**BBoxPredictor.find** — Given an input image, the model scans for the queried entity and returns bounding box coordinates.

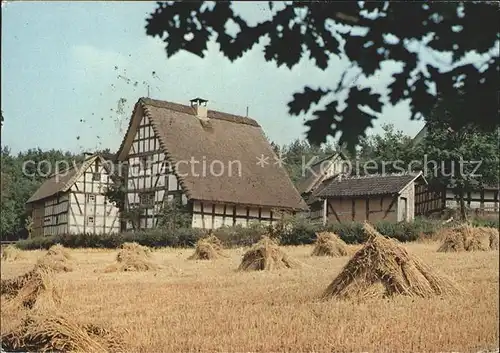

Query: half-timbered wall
[325,195,399,224]
[191,201,278,229]
[415,183,445,216]
[125,114,188,230]
[31,202,45,237]
[67,159,120,234]
[445,189,499,212]
[42,194,69,236]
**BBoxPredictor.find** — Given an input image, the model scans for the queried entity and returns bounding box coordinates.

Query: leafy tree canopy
[356,123,417,174]
[145,1,499,152]
[421,95,499,189]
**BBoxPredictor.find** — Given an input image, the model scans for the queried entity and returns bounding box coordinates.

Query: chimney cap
[190,97,208,105]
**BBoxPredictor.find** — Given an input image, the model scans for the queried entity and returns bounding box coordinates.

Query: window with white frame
[87,216,94,224]
[92,172,101,181]
[87,194,96,202]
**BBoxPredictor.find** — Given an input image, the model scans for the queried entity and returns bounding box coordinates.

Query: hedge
[15,228,207,250]
[471,218,499,229]
[13,216,463,250]
[270,216,447,245]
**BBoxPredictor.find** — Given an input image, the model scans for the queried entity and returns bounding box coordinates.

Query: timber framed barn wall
[25,154,120,236]
[30,202,45,237]
[191,201,276,229]
[123,112,188,229]
[323,194,400,223]
[116,97,307,231]
[444,187,500,213]
[316,173,433,224]
[42,193,69,236]
[414,182,445,216]
[67,156,120,234]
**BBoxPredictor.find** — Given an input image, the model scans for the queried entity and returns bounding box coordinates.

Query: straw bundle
[437,225,493,252]
[311,232,348,257]
[1,269,36,297]
[188,235,227,260]
[238,237,300,271]
[118,242,152,257]
[488,229,499,250]
[104,242,158,272]
[1,267,60,312]
[36,244,74,272]
[1,262,126,352]
[1,245,24,261]
[1,313,126,353]
[322,223,459,300]
[474,226,500,250]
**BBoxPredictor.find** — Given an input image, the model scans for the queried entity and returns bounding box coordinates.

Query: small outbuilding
[315,172,434,224]
[25,153,120,236]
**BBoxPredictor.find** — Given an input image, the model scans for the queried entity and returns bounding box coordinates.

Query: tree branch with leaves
[145,2,499,152]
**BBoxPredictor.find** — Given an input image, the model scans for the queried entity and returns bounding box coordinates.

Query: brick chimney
[190,97,208,120]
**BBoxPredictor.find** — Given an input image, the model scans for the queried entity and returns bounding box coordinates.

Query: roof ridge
[317,171,421,198]
[345,172,417,180]
[140,97,260,127]
[44,154,99,179]
[44,160,80,179]
[60,156,97,192]
[311,153,339,167]
[333,172,420,182]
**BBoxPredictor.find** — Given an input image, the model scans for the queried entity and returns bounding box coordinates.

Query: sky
[1,1,425,155]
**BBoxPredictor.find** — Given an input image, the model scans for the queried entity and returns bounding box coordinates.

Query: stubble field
[1,241,498,352]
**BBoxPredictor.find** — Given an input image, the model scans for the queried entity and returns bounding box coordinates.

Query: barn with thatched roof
[115,97,307,230]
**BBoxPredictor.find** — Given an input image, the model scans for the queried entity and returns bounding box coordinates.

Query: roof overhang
[25,154,111,205]
[319,192,397,199]
[399,171,427,194]
[116,100,145,161]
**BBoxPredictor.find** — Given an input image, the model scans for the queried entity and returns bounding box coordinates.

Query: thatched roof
[317,172,425,198]
[25,154,112,204]
[116,98,307,211]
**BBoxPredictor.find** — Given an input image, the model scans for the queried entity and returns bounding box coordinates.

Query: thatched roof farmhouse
[115,97,307,230]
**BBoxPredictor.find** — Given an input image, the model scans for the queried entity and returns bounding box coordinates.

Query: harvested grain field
[1,242,498,352]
